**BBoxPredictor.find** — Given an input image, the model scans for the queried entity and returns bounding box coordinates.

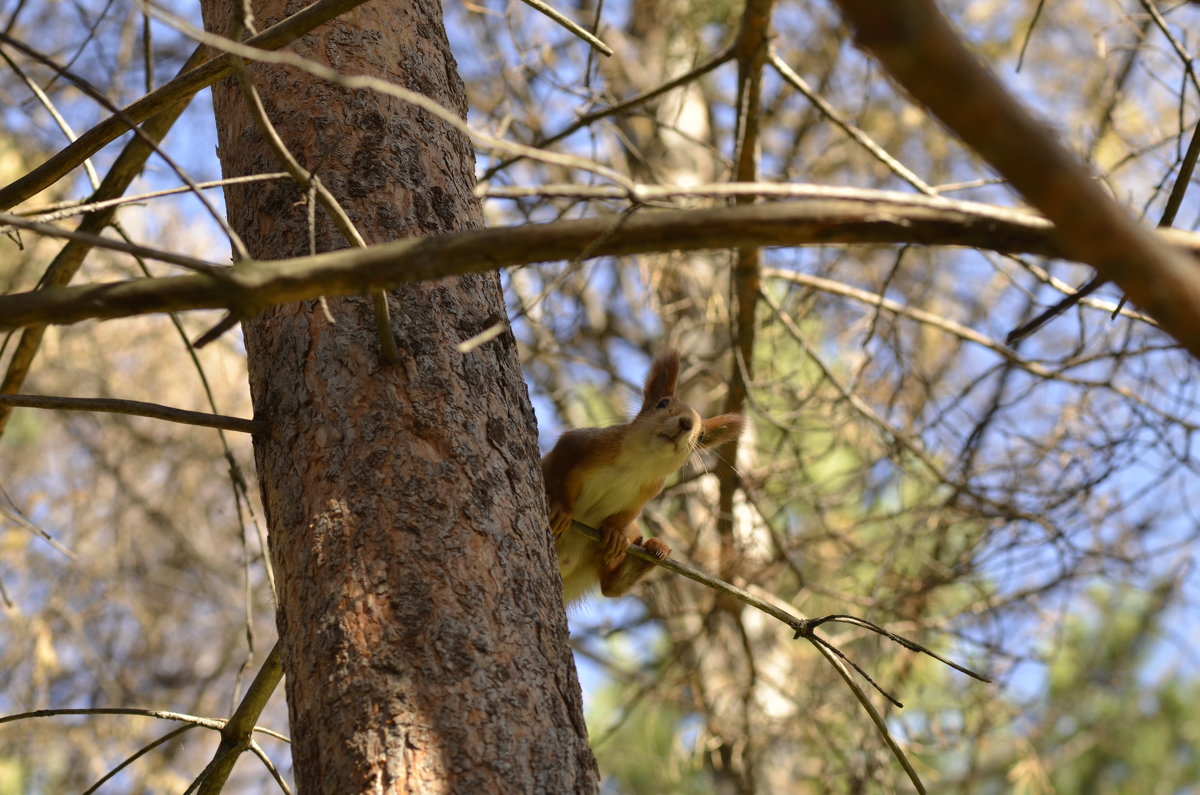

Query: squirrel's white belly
[573,439,686,526]
[573,464,644,527]
[557,461,641,594]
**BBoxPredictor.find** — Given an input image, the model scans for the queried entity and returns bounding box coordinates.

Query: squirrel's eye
[656,397,670,409]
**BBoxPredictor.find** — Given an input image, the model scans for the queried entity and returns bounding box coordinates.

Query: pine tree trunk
[200,1,599,790]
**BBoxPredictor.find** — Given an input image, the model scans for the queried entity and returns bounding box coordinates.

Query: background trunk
[200,0,599,790]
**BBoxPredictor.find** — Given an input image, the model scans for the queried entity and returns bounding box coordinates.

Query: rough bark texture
[199,0,599,791]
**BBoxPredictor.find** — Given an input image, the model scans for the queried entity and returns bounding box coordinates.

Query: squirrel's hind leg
[598,537,670,597]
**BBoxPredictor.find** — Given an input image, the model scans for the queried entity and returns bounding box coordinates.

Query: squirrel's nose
[678,415,694,432]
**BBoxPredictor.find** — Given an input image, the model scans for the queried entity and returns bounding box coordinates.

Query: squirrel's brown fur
[542,351,743,604]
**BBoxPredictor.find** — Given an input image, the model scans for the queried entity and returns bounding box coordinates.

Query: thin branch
[1088,14,1151,157]
[0,37,214,434]
[14,173,289,225]
[247,739,292,795]
[0,394,263,434]
[757,286,1060,537]
[760,267,1194,431]
[0,0,373,210]
[566,522,990,683]
[83,724,198,795]
[0,211,228,274]
[0,43,101,189]
[0,706,290,743]
[0,707,227,730]
[769,49,935,195]
[1137,0,1200,98]
[566,520,990,795]
[802,614,991,682]
[1015,0,1047,72]
[760,267,1123,369]
[1160,118,1200,230]
[146,8,634,190]
[112,220,273,673]
[195,644,285,795]
[758,287,957,493]
[0,485,76,560]
[1010,7,1200,342]
[805,638,927,794]
[479,45,735,181]
[1005,273,1105,345]
[0,32,248,261]
[516,0,613,57]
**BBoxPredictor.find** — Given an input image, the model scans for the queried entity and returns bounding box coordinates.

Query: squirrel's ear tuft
[641,350,681,411]
[698,413,744,449]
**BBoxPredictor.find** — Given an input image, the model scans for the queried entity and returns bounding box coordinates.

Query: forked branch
[566,521,990,795]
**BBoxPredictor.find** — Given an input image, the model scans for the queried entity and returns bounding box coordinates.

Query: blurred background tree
[2,0,1199,791]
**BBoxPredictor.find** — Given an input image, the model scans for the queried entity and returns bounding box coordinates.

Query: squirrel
[542,351,744,604]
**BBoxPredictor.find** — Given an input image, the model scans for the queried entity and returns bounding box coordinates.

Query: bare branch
[0,0,374,210]
[144,9,633,189]
[195,645,284,795]
[566,521,989,681]
[0,394,262,434]
[0,211,226,274]
[14,173,289,225]
[83,725,198,795]
[515,0,613,57]
[769,49,935,195]
[479,45,735,181]
[567,520,990,795]
[3,192,1198,333]
[833,0,1200,358]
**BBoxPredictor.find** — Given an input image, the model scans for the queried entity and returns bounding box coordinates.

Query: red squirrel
[542,351,744,604]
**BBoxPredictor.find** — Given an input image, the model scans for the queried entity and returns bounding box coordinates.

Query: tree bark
[199,0,599,791]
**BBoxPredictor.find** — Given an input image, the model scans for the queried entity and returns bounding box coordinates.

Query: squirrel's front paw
[601,528,628,561]
[634,536,671,560]
[549,506,573,539]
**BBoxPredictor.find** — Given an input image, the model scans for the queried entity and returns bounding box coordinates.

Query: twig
[1005,273,1104,345]
[0,43,101,189]
[0,394,263,434]
[480,45,735,181]
[0,32,249,262]
[806,639,927,794]
[1,654,290,795]
[145,8,635,192]
[516,0,612,57]
[566,521,991,686]
[0,38,215,435]
[0,211,227,275]
[14,173,289,224]
[1015,0,1047,72]
[1009,115,1200,342]
[769,49,935,195]
[83,725,198,795]
[0,484,76,560]
[833,0,1200,360]
[566,520,989,795]
[0,0,374,210]
[194,644,285,795]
